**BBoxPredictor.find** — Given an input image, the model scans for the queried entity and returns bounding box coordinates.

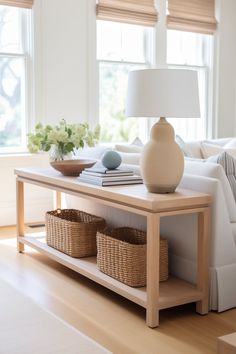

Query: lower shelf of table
[18,235,203,310]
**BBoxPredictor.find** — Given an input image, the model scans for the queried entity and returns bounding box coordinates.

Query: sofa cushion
[190,138,234,159]
[184,141,203,158]
[224,138,236,149]
[131,137,144,146]
[201,142,236,159]
[118,152,141,165]
[175,135,203,158]
[115,144,142,153]
[184,157,205,162]
[115,137,144,153]
[175,135,194,157]
[204,138,233,146]
[201,143,222,158]
[74,145,110,159]
[208,152,236,202]
[184,160,236,222]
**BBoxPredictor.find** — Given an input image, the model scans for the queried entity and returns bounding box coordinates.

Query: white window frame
[94,0,214,142]
[0,7,33,154]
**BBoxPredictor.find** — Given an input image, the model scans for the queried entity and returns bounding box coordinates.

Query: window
[0,5,31,153]
[96,2,214,143]
[97,20,153,143]
[166,30,213,141]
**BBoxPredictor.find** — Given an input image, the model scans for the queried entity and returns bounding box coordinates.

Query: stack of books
[78,165,143,186]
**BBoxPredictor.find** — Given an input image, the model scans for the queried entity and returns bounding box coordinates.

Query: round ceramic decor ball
[102,150,122,169]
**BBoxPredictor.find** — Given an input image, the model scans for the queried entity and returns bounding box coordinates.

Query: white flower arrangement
[28,119,100,160]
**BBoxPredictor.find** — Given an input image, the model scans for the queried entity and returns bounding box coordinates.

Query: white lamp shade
[125,68,200,118]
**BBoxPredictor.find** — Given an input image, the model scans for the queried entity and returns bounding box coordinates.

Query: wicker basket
[46,209,106,257]
[97,227,168,287]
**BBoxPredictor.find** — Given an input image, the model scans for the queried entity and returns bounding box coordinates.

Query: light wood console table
[15,167,211,328]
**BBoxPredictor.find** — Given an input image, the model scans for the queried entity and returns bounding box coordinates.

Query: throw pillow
[115,144,143,153]
[224,148,236,159]
[207,152,236,201]
[175,135,193,157]
[118,152,141,165]
[184,157,206,162]
[224,138,236,149]
[201,142,236,159]
[200,142,223,158]
[131,137,144,146]
[74,146,111,159]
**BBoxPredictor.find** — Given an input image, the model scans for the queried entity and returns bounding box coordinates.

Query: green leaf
[65,142,74,152]
[44,143,51,152]
[67,128,72,137]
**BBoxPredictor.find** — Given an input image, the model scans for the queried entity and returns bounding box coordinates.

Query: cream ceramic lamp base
[141,118,184,193]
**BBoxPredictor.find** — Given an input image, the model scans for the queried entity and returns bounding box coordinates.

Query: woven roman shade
[96,0,158,27]
[167,0,217,35]
[0,0,33,8]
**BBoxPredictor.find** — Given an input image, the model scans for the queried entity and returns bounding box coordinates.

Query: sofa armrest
[184,161,236,222]
[179,174,236,267]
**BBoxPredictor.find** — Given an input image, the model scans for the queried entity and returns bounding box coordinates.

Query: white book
[78,177,143,186]
[79,172,141,182]
[84,164,134,175]
[81,170,134,178]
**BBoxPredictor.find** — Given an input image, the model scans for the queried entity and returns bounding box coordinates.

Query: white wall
[34,0,93,126]
[214,0,236,137]
[0,154,53,226]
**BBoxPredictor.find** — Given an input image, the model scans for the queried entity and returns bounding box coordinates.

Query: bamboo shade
[167,0,217,35]
[0,0,33,8]
[96,0,158,27]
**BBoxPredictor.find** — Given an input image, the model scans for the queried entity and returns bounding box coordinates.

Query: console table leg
[146,214,160,328]
[196,208,210,314]
[16,179,25,253]
[54,191,62,209]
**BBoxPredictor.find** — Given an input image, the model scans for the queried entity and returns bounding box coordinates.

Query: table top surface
[15,167,211,213]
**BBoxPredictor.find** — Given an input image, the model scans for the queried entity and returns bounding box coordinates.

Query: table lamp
[125,68,200,193]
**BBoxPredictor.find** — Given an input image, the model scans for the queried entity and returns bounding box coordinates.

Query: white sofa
[67,138,236,312]
[178,138,236,311]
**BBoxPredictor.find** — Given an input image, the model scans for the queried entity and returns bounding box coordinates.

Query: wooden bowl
[50,159,96,176]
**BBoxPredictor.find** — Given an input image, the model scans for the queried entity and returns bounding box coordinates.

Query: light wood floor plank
[0,225,236,354]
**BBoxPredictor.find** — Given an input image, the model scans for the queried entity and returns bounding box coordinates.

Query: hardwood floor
[1,225,236,354]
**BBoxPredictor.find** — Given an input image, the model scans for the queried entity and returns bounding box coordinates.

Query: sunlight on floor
[0,237,17,247]
[0,227,45,247]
